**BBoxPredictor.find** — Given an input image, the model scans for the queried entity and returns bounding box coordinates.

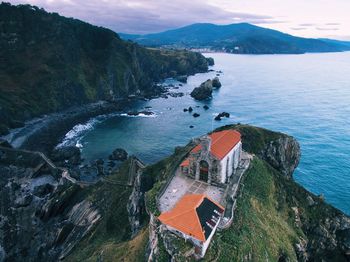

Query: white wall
[219,141,242,183]
[200,216,222,257]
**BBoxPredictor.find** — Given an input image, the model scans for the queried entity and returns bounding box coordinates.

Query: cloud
[290,27,307,31]
[325,23,340,26]
[299,23,316,27]
[9,0,283,34]
[316,27,339,31]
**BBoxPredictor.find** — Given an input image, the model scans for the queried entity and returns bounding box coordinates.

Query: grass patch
[204,158,301,261]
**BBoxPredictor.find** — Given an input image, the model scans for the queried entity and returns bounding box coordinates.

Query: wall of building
[219,142,242,183]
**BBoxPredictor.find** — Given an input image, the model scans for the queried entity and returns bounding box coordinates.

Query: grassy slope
[205,158,301,261]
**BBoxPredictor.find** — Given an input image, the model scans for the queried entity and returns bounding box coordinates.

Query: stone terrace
[159,169,225,212]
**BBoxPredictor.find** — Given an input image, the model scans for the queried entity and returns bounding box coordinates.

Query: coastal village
[157,129,251,258]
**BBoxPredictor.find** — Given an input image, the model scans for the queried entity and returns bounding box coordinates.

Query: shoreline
[1,100,129,154]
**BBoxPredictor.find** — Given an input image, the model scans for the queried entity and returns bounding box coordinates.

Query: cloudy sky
[9,0,350,40]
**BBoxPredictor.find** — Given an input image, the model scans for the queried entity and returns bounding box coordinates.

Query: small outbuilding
[158,194,224,258]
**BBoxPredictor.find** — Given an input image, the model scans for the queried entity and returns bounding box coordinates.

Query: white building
[180,130,242,184]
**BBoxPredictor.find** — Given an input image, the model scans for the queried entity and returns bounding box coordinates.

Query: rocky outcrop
[206,57,215,66]
[212,77,222,88]
[190,79,213,100]
[109,148,128,161]
[260,135,301,177]
[127,169,144,237]
[0,152,100,262]
[214,112,230,121]
[175,75,188,83]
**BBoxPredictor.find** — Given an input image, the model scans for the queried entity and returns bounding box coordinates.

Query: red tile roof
[192,130,241,160]
[180,158,190,167]
[158,194,224,242]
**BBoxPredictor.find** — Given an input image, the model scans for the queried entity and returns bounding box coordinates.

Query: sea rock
[215,112,230,120]
[168,92,184,98]
[183,108,188,112]
[188,107,193,113]
[109,148,128,161]
[203,105,209,110]
[212,77,222,88]
[189,125,194,128]
[175,75,188,83]
[193,113,200,118]
[206,57,215,66]
[190,79,213,100]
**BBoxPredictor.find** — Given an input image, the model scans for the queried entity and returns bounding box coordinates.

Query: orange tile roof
[180,158,190,167]
[192,130,241,160]
[158,194,224,242]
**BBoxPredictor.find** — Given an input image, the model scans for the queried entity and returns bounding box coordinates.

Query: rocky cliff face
[0,3,208,135]
[0,147,100,262]
[260,135,301,177]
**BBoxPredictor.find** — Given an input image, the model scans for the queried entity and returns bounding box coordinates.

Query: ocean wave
[56,118,102,148]
[119,113,157,118]
[56,111,157,149]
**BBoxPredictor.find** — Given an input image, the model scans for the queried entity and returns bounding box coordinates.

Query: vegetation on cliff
[144,124,350,261]
[0,3,208,135]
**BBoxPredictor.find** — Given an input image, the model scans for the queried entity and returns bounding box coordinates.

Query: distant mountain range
[120,23,350,54]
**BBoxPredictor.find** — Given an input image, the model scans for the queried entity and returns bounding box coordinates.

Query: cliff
[0,3,208,135]
[1,124,349,261]
[144,124,350,261]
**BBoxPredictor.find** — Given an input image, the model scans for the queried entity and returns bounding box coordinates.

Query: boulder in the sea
[212,77,222,88]
[183,108,188,112]
[188,107,193,112]
[190,79,213,100]
[168,92,184,98]
[203,105,209,110]
[109,148,128,161]
[215,112,230,121]
[193,113,200,118]
[189,125,194,128]
[175,75,188,83]
[206,57,215,66]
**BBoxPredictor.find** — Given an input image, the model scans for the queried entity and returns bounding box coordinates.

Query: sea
[58,52,350,215]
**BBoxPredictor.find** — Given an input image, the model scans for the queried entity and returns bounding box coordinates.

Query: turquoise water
[67,52,350,214]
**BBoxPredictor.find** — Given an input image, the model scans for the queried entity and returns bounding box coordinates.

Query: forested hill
[120,23,350,54]
[0,3,208,135]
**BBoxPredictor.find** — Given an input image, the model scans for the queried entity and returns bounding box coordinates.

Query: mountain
[0,3,208,135]
[120,23,350,54]
[319,38,350,49]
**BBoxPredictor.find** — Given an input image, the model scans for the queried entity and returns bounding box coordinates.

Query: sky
[8,0,350,40]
